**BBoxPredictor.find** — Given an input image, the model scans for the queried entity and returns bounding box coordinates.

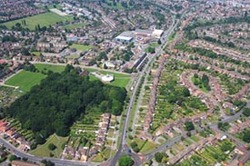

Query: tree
[155,152,165,163]
[5,66,127,144]
[48,143,57,150]
[147,47,155,54]
[242,130,250,143]
[184,121,195,131]
[41,160,55,166]
[9,155,17,161]
[218,122,230,131]
[243,108,250,117]
[220,140,234,152]
[119,155,134,166]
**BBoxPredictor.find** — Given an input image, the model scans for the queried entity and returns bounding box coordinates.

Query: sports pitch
[2,12,73,30]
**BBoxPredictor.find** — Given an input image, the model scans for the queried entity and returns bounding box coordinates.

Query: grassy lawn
[34,63,66,73]
[70,44,92,51]
[190,135,200,142]
[5,64,66,92]
[63,22,86,30]
[2,12,73,30]
[87,69,131,88]
[149,42,160,48]
[30,134,68,158]
[5,70,46,92]
[31,52,41,56]
[140,141,157,154]
[92,154,104,162]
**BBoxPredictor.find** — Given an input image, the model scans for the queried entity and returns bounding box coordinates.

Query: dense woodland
[5,65,127,144]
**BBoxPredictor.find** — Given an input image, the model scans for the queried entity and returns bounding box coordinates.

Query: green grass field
[30,134,68,158]
[87,69,131,88]
[2,12,73,30]
[5,64,129,93]
[34,64,66,73]
[5,71,46,92]
[140,141,157,154]
[5,64,65,92]
[70,44,92,51]
[63,22,86,30]
[31,52,41,56]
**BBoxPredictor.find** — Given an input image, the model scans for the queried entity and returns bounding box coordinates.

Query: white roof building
[152,29,164,38]
[101,74,114,82]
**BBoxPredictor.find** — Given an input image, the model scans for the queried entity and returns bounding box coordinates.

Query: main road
[110,17,179,166]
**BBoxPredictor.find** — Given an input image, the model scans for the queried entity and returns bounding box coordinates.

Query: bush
[119,155,134,166]
[9,155,17,161]
[48,143,57,151]
[184,121,195,131]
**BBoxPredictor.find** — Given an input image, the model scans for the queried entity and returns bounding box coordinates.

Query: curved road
[0,136,97,166]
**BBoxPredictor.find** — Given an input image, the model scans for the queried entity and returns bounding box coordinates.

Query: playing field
[30,134,68,158]
[2,12,73,30]
[5,64,65,92]
[34,63,66,73]
[70,44,92,51]
[5,70,46,92]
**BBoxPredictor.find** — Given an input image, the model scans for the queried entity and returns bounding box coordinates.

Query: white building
[101,74,114,82]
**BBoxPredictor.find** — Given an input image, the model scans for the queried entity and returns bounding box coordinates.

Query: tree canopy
[5,65,126,144]
[119,155,134,166]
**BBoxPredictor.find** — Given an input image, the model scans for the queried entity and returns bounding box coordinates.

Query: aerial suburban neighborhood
[0,0,250,166]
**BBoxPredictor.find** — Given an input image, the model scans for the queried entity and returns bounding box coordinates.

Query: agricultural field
[2,12,73,30]
[30,134,68,158]
[0,86,22,107]
[69,44,92,52]
[5,70,46,92]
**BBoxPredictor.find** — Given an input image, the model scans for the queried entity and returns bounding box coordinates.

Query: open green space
[70,44,92,52]
[63,22,86,30]
[87,69,131,88]
[30,134,68,158]
[103,0,133,10]
[140,141,157,154]
[6,66,126,146]
[5,64,65,92]
[34,63,66,73]
[92,148,112,162]
[149,42,160,48]
[2,12,73,30]
[5,70,46,92]
[191,74,211,92]
[31,52,41,56]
